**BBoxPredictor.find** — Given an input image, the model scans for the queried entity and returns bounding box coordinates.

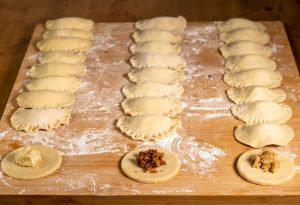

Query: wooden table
[0,20,299,204]
[0,1,300,204]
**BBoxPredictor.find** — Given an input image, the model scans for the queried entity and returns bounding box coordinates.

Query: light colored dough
[45,17,94,30]
[16,90,75,109]
[225,55,276,71]
[132,30,182,44]
[121,147,180,183]
[37,37,91,52]
[231,101,292,124]
[237,149,295,185]
[223,69,282,88]
[220,41,272,58]
[130,53,186,69]
[117,115,180,141]
[234,124,294,148]
[26,76,81,93]
[217,18,266,33]
[130,42,180,55]
[227,86,286,104]
[30,63,86,78]
[11,108,71,133]
[1,145,62,180]
[135,16,187,32]
[128,67,183,84]
[42,29,93,40]
[121,97,182,117]
[122,82,184,99]
[220,28,270,45]
[38,51,86,64]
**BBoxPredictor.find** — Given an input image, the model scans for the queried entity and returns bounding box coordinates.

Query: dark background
[0,0,299,115]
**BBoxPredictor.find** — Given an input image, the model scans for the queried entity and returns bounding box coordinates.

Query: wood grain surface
[0,0,299,118]
[0,20,299,204]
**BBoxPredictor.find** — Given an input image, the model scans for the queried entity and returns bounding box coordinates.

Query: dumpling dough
[1,145,62,180]
[130,42,180,55]
[219,28,270,45]
[237,149,295,185]
[231,101,292,124]
[30,63,86,78]
[217,18,266,33]
[225,55,276,71]
[38,51,86,64]
[42,29,93,40]
[26,76,81,93]
[234,124,294,148]
[37,37,91,52]
[11,108,71,132]
[227,86,286,104]
[132,30,182,44]
[121,147,180,183]
[128,67,183,84]
[117,115,180,141]
[130,53,186,69]
[122,82,184,99]
[121,97,182,117]
[45,17,94,30]
[135,16,187,32]
[220,41,272,58]
[16,90,75,108]
[223,69,282,88]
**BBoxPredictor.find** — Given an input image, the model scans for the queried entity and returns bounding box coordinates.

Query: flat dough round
[237,149,295,185]
[135,16,187,32]
[121,147,180,183]
[122,82,184,99]
[128,67,183,84]
[234,124,294,148]
[224,69,282,88]
[231,101,292,124]
[121,97,182,117]
[1,145,62,180]
[117,115,180,141]
[217,18,266,33]
[219,28,270,45]
[132,30,182,44]
[130,42,180,55]
[11,108,71,133]
[26,76,81,93]
[227,86,286,104]
[225,55,276,71]
[220,41,272,58]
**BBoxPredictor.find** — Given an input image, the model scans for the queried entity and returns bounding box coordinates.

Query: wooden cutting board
[0,21,299,203]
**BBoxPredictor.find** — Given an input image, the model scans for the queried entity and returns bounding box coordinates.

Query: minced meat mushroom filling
[251,149,280,173]
[136,149,166,173]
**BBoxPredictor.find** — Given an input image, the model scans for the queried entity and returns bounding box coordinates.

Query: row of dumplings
[117,16,187,141]
[11,17,94,132]
[218,18,294,148]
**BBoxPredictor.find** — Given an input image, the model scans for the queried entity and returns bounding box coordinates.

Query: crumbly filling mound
[136,149,166,173]
[251,149,280,173]
[14,146,42,167]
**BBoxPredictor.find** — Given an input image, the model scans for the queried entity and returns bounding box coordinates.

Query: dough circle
[1,145,62,180]
[121,147,180,183]
[237,149,295,185]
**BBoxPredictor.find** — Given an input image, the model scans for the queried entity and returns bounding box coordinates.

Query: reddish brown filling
[136,149,166,173]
